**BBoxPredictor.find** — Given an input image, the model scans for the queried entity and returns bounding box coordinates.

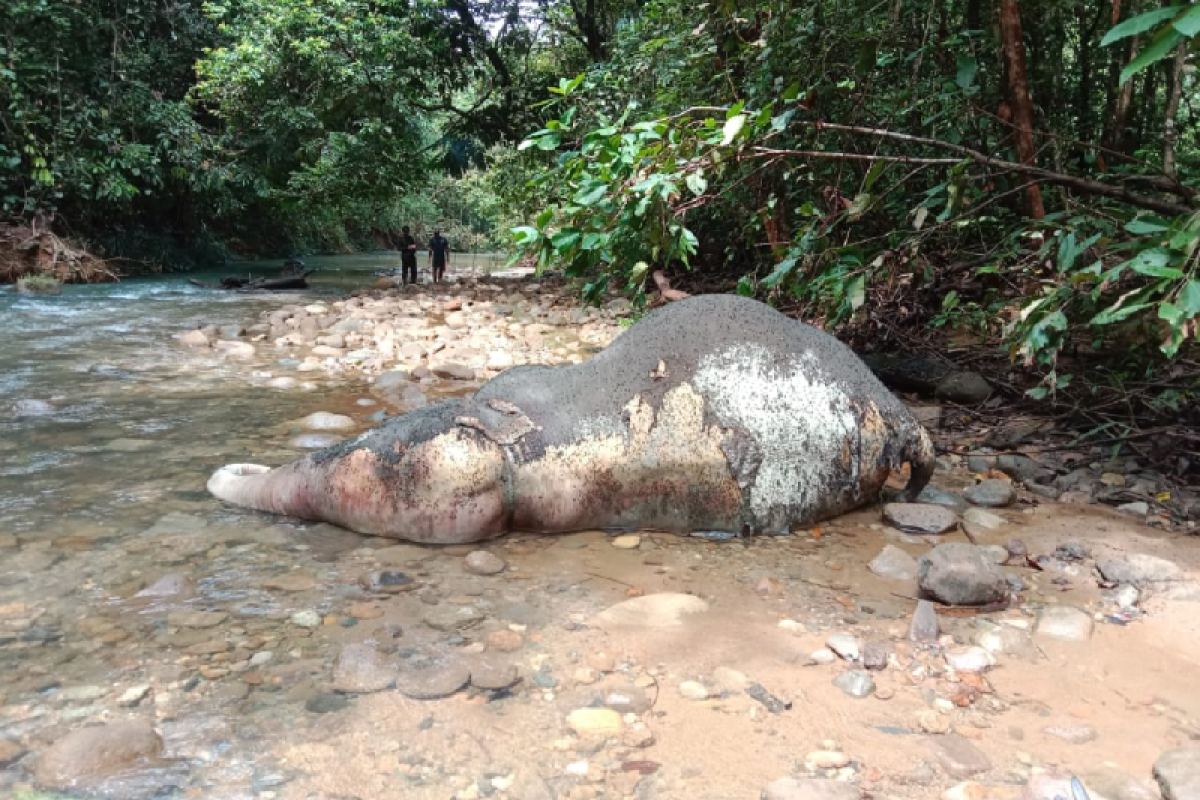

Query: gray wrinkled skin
[208,295,935,542]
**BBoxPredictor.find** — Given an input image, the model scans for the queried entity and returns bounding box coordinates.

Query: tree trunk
[1162,41,1187,178]
[1106,34,1139,153]
[1075,2,1102,146]
[998,0,1045,218]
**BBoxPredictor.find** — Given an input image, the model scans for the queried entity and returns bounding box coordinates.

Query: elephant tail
[896,424,935,502]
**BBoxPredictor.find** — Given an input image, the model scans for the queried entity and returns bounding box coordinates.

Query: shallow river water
[2,257,1200,800]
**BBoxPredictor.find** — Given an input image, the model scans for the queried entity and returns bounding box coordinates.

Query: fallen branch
[791,122,1198,216]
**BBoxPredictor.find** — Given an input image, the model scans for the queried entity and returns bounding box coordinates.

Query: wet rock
[963,479,1014,508]
[288,433,344,449]
[136,573,197,599]
[568,708,624,738]
[917,486,969,512]
[1035,605,1094,642]
[263,572,317,592]
[870,544,919,581]
[1154,746,1200,800]
[34,721,164,791]
[300,412,355,431]
[463,550,506,575]
[1027,484,1062,500]
[909,600,940,642]
[883,503,958,534]
[305,693,350,714]
[918,544,1009,606]
[1044,723,1097,744]
[423,605,486,632]
[832,670,875,698]
[175,330,210,347]
[168,610,227,629]
[595,593,708,627]
[214,339,255,358]
[761,778,860,800]
[1097,554,1184,587]
[484,629,524,652]
[397,659,471,700]
[290,610,322,628]
[935,372,992,404]
[358,570,415,594]
[825,634,862,661]
[332,643,396,693]
[431,363,475,381]
[469,659,520,690]
[927,734,992,779]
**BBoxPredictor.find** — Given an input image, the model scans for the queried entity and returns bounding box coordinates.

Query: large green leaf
[1173,4,1200,36]
[1179,280,1200,316]
[955,55,978,89]
[1101,6,1183,46]
[1120,27,1184,84]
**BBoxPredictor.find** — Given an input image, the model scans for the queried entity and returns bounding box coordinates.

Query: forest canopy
[1,0,1199,391]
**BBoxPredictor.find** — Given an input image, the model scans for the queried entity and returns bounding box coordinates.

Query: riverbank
[3,263,1200,800]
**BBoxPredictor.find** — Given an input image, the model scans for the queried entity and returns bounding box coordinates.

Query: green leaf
[1179,280,1200,315]
[1091,302,1152,325]
[535,132,562,151]
[736,275,756,297]
[573,181,608,206]
[511,226,539,245]
[1174,4,1200,36]
[685,172,708,196]
[721,114,747,146]
[1125,217,1170,234]
[628,261,650,286]
[1159,301,1184,325]
[955,55,978,88]
[761,256,798,289]
[1126,248,1184,278]
[847,274,866,310]
[551,230,581,250]
[782,82,802,102]
[1120,27,1184,84]
[1101,6,1183,46]
[846,193,872,219]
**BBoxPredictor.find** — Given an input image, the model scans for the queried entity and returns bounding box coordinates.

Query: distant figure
[397,226,418,285]
[428,229,450,284]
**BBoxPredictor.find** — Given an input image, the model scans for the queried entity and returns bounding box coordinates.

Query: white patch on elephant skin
[693,344,858,527]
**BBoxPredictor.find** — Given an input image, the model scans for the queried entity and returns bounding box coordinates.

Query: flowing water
[2,257,1200,800]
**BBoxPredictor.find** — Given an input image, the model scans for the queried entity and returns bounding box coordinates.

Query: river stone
[423,605,486,632]
[595,593,709,628]
[1155,746,1200,800]
[1096,554,1184,588]
[374,370,413,390]
[832,670,875,698]
[761,778,861,800]
[300,412,355,431]
[995,454,1050,484]
[1044,723,1098,744]
[332,643,396,694]
[927,734,992,778]
[909,600,940,641]
[918,544,1008,606]
[945,646,995,672]
[431,363,475,381]
[917,485,969,512]
[568,708,624,738]
[34,721,164,790]
[463,550,506,575]
[469,659,520,690]
[962,507,1005,532]
[398,660,471,700]
[934,371,992,404]
[167,610,227,629]
[306,692,350,714]
[869,544,919,581]
[963,479,1015,508]
[136,573,197,599]
[825,634,862,661]
[1082,767,1160,800]
[262,572,317,592]
[1035,605,1094,642]
[883,503,958,534]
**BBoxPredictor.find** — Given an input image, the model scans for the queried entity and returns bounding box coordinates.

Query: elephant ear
[454,399,539,446]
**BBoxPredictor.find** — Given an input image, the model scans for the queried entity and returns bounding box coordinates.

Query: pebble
[832,670,875,698]
[919,709,952,734]
[1035,605,1094,642]
[168,610,228,629]
[825,634,861,661]
[567,708,624,738]
[869,544,919,581]
[290,610,322,628]
[811,648,837,665]
[34,721,164,790]
[397,660,471,699]
[962,507,1005,532]
[909,600,940,642]
[117,685,151,707]
[927,734,993,778]
[862,641,889,671]
[300,412,355,431]
[332,643,396,693]
[1044,723,1098,744]
[485,629,524,652]
[263,572,317,592]
[917,485,969,512]
[963,479,1015,507]
[463,550,506,575]
[679,680,710,700]
[918,544,1009,606]
[1118,501,1150,516]
[470,659,520,690]
[423,606,486,632]
[611,534,641,549]
[945,646,995,672]
[348,602,383,620]
[288,433,344,449]
[883,503,958,534]
[305,693,350,714]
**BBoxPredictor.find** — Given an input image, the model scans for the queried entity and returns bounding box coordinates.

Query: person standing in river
[397,226,418,285]
[428,228,450,284]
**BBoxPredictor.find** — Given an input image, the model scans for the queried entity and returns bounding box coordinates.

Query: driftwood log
[189,267,316,292]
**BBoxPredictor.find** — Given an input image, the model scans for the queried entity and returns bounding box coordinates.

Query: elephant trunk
[207,462,326,520]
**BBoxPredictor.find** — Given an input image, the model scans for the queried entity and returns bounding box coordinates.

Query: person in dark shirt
[397,226,418,285]
[428,229,450,284]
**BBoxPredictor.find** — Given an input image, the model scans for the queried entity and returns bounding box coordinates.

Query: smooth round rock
[918,544,1009,607]
[869,544,919,580]
[963,479,1015,508]
[833,670,875,698]
[34,722,164,790]
[470,659,520,690]
[300,412,355,431]
[288,433,344,449]
[1035,605,1094,642]
[611,534,642,549]
[567,708,624,738]
[883,503,958,535]
[463,551,506,575]
[397,660,471,700]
